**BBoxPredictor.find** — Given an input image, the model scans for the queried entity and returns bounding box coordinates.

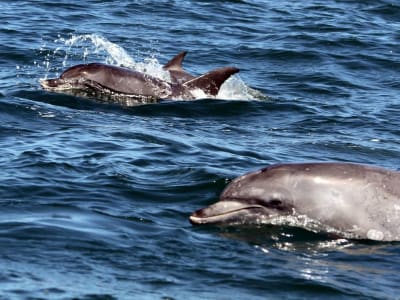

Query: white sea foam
[261,214,363,240]
[217,75,266,101]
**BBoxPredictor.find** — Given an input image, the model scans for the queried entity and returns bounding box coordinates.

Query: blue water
[1,1,400,299]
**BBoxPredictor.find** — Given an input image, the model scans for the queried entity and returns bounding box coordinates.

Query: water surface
[1,1,400,299]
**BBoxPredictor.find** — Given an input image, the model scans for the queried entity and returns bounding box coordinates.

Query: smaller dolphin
[40,52,239,103]
[162,51,195,84]
[190,162,400,241]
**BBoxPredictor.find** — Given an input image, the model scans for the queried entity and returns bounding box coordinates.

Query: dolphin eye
[265,199,285,210]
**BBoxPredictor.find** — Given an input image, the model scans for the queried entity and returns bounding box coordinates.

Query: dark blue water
[1,1,400,299]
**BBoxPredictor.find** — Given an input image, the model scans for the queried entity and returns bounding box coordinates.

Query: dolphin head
[190,164,302,226]
[190,162,400,241]
[189,162,377,227]
[40,64,93,91]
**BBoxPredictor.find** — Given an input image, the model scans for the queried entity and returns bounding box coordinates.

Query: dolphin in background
[162,51,195,84]
[190,162,400,241]
[40,51,239,104]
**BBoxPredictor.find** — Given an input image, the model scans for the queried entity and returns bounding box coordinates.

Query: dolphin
[40,55,239,102]
[162,51,195,84]
[190,162,400,241]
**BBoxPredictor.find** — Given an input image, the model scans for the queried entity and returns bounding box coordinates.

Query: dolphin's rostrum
[190,162,400,241]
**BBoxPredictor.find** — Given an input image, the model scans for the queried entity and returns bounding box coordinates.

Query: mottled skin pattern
[190,163,400,241]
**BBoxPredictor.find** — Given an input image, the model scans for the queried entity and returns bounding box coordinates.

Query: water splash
[56,34,136,67]
[267,214,364,241]
[218,75,267,101]
[39,33,169,81]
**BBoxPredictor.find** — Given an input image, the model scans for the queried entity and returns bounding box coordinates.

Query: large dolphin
[190,162,400,241]
[40,53,239,102]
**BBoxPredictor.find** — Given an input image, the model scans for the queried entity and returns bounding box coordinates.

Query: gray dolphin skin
[190,162,400,241]
[40,52,239,102]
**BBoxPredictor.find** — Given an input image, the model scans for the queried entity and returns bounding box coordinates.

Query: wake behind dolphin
[190,162,400,241]
[40,51,239,105]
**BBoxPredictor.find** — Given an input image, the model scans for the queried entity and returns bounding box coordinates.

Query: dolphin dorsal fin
[163,51,188,71]
[183,67,239,96]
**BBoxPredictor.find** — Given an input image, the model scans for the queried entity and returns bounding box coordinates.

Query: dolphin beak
[40,78,71,91]
[189,200,265,225]
[40,78,59,89]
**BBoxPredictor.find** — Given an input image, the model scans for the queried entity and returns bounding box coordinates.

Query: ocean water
[1,0,400,299]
